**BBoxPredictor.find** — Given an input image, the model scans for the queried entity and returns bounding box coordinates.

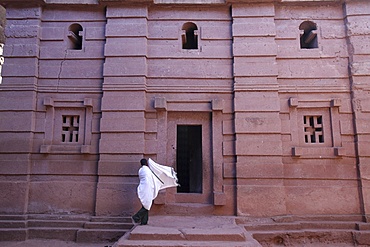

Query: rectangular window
[176,125,202,193]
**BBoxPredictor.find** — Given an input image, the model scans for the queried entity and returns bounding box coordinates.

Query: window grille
[303,115,324,143]
[62,115,80,143]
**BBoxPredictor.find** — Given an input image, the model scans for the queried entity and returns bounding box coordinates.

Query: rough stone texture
[0,1,369,245]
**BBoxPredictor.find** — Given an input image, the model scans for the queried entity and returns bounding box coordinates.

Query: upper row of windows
[67,21,318,51]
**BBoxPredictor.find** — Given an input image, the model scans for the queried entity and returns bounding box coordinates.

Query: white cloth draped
[137,158,179,210]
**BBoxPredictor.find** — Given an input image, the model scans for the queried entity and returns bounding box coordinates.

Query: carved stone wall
[0,0,369,220]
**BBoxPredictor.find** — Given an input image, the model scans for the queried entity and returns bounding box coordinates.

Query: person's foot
[131,216,140,225]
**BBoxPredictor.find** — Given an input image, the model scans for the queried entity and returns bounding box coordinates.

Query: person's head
[140,158,147,166]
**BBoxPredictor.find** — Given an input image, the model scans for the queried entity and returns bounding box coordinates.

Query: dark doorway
[176,125,202,193]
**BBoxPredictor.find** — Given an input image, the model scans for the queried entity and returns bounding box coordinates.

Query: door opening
[176,125,202,193]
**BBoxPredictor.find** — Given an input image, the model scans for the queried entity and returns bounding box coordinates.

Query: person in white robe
[132,158,179,225]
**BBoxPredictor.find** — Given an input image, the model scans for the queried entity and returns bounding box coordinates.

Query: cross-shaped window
[303,116,324,143]
[62,115,80,143]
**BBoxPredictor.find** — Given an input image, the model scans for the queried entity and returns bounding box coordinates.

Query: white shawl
[137,158,179,210]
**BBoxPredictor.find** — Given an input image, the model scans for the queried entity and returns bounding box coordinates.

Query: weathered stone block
[233,20,276,37]
[99,134,145,154]
[105,38,147,56]
[101,92,145,111]
[100,112,145,132]
[28,181,96,214]
[95,182,138,216]
[232,3,274,18]
[234,57,278,77]
[233,39,277,56]
[236,134,282,156]
[148,6,229,20]
[148,22,179,39]
[237,163,283,179]
[148,59,232,78]
[346,16,370,36]
[0,133,33,153]
[98,161,138,176]
[42,8,105,21]
[0,181,28,214]
[237,184,286,217]
[234,91,280,112]
[278,58,349,78]
[2,58,38,77]
[0,111,34,131]
[106,23,147,37]
[235,112,281,133]
[107,6,148,18]
[285,184,361,215]
[41,27,65,41]
[104,57,146,76]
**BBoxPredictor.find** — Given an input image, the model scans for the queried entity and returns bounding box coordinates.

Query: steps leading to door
[114,216,262,247]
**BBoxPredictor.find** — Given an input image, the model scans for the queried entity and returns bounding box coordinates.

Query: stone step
[115,239,261,247]
[251,229,355,246]
[128,225,247,242]
[0,215,27,221]
[91,216,132,223]
[244,221,358,232]
[27,219,85,228]
[0,220,27,228]
[357,222,370,231]
[0,228,27,241]
[116,216,263,247]
[353,230,370,245]
[84,221,132,230]
[0,214,134,243]
[28,227,79,241]
[77,229,128,243]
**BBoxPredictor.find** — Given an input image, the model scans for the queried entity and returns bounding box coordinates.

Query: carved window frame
[40,97,93,154]
[180,22,200,52]
[67,23,84,51]
[289,97,344,157]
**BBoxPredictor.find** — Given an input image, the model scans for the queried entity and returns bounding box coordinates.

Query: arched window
[299,21,318,49]
[182,22,198,50]
[68,23,83,50]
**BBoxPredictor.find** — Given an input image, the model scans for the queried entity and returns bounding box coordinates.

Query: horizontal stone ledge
[0,0,344,6]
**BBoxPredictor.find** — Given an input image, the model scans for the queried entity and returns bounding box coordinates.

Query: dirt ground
[0,240,115,247]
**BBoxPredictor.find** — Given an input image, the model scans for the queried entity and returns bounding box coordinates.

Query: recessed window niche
[299,21,318,49]
[68,23,83,50]
[181,22,198,50]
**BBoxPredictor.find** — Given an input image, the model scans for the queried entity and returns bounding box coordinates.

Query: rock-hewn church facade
[0,0,369,224]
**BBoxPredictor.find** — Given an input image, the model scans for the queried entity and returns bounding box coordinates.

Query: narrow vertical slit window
[68,23,83,50]
[299,21,318,49]
[182,22,198,50]
[176,125,202,193]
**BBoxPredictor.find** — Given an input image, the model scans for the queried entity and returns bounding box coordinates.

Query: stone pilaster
[344,0,370,221]
[232,3,284,217]
[96,5,148,216]
[0,5,42,214]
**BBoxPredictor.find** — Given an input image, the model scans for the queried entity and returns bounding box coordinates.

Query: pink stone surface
[0,0,369,231]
